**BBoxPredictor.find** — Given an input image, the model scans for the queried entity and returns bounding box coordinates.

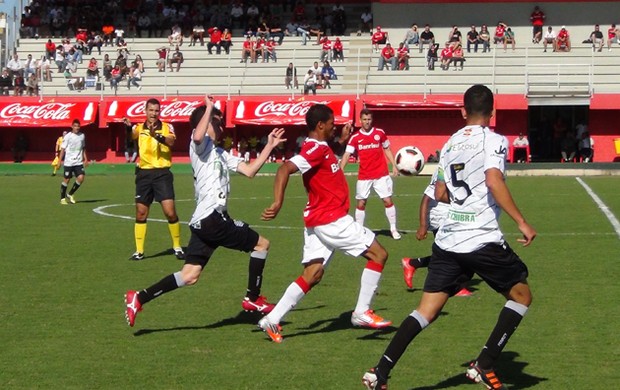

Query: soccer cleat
[401,258,417,289]
[455,288,473,297]
[124,290,142,327]
[129,252,145,261]
[67,194,76,204]
[242,295,275,314]
[466,362,507,390]
[258,316,283,343]
[173,247,185,260]
[390,230,401,240]
[351,310,392,329]
[362,367,388,390]
[60,198,68,205]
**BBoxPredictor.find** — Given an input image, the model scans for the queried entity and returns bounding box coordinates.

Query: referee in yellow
[124,98,184,261]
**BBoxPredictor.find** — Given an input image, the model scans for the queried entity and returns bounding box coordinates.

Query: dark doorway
[527,105,589,162]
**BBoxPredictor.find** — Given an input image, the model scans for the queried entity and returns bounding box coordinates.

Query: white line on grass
[575,177,620,240]
[93,203,615,236]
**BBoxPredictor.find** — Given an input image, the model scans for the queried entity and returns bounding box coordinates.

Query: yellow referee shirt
[132,120,175,169]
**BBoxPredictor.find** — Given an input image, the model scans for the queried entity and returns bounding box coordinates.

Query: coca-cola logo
[124,100,203,118]
[254,101,331,117]
[0,102,75,120]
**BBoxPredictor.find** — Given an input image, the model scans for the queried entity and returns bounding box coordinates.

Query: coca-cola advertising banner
[102,98,226,123]
[232,99,353,125]
[0,100,97,127]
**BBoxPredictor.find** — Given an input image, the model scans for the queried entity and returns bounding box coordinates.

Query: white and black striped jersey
[435,125,509,253]
[61,131,86,167]
[189,134,243,225]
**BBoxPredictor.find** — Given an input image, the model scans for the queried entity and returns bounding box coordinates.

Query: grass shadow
[281,311,397,341]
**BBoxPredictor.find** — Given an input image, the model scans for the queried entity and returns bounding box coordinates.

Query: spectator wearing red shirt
[608,24,619,51]
[207,26,222,55]
[451,43,465,70]
[556,26,571,52]
[265,38,277,63]
[371,26,388,53]
[221,28,233,55]
[318,36,331,63]
[440,42,453,70]
[45,39,56,60]
[396,42,410,70]
[156,46,167,72]
[254,37,266,63]
[494,22,507,45]
[241,36,254,63]
[530,6,546,43]
[378,42,396,71]
[332,37,344,62]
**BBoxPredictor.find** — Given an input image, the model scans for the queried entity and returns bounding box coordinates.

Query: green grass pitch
[1,167,619,389]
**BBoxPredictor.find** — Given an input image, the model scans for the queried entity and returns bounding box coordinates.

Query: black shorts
[135,168,175,205]
[425,242,529,296]
[185,211,259,268]
[63,165,85,179]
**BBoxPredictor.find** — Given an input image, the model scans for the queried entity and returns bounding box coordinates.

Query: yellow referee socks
[134,222,147,254]
[168,221,181,249]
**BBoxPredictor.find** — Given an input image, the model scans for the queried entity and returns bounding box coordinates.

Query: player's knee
[255,236,270,252]
[181,269,201,285]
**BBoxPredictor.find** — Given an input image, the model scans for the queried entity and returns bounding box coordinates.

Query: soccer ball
[395,146,425,176]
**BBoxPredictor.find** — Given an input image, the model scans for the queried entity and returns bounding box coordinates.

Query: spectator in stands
[221,28,233,55]
[448,26,462,44]
[102,24,115,46]
[403,24,419,50]
[132,55,145,73]
[318,36,331,63]
[7,54,25,78]
[190,23,205,47]
[358,7,373,36]
[168,24,183,46]
[608,24,619,51]
[114,53,128,77]
[26,73,39,96]
[579,131,593,163]
[45,39,56,60]
[114,26,126,47]
[109,64,122,90]
[530,6,546,44]
[479,24,491,52]
[55,47,67,73]
[440,42,453,70]
[254,36,266,63]
[378,42,397,71]
[590,25,604,52]
[156,47,168,72]
[86,57,99,77]
[513,133,529,163]
[503,27,516,52]
[127,66,142,90]
[321,61,336,88]
[0,68,13,95]
[332,37,344,62]
[451,43,465,70]
[87,33,103,55]
[330,4,347,36]
[371,26,388,53]
[137,14,153,38]
[270,18,285,45]
[265,37,278,62]
[230,2,245,29]
[397,42,410,70]
[467,25,479,53]
[419,24,435,53]
[556,26,571,52]
[308,61,323,81]
[38,56,52,82]
[13,74,25,96]
[168,46,184,72]
[24,54,37,80]
[257,22,270,40]
[241,35,254,63]
[560,131,576,162]
[303,69,317,95]
[494,22,507,46]
[543,26,556,52]
[285,62,298,89]
[207,26,222,54]
[427,43,439,71]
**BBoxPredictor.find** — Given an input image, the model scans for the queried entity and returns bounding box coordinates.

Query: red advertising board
[0,100,97,127]
[231,99,354,125]
[101,97,226,124]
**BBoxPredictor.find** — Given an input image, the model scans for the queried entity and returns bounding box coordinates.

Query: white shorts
[356,175,393,200]
[302,214,375,265]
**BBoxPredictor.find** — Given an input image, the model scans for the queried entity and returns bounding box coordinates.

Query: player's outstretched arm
[416,194,431,240]
[485,168,537,246]
[261,161,298,220]
[237,128,286,178]
[192,96,214,145]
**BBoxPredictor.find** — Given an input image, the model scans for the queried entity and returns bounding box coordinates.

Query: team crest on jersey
[374,134,380,141]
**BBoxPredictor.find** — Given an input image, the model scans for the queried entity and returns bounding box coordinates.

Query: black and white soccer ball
[395,146,425,176]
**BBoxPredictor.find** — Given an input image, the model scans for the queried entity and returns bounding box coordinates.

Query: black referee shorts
[185,211,259,268]
[135,167,175,205]
[425,242,529,296]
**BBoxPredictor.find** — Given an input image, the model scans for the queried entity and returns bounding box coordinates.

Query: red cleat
[455,288,473,297]
[125,290,142,327]
[242,295,275,314]
[401,258,417,289]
